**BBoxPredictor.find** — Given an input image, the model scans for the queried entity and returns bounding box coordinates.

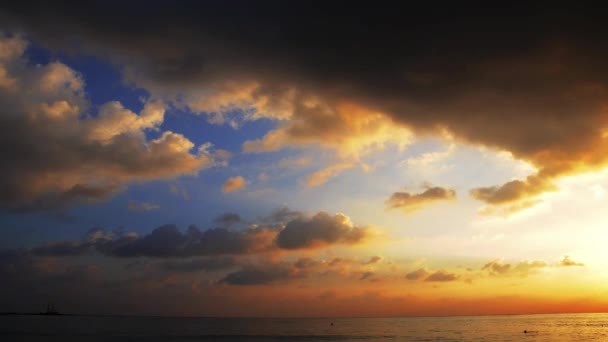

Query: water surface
[1,312,607,341]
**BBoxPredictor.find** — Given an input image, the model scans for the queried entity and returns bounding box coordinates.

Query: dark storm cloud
[275,211,369,249]
[3,2,607,211]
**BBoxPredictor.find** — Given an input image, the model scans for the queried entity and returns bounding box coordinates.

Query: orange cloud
[222,176,247,193]
[306,162,355,187]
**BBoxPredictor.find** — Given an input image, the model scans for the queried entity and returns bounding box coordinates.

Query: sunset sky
[1,3,607,317]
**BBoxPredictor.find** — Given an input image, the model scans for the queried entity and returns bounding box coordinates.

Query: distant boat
[40,302,61,315]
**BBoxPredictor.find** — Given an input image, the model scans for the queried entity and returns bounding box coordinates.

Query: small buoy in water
[524,330,527,334]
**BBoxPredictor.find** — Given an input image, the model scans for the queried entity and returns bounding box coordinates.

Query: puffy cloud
[405,268,429,281]
[386,186,456,213]
[108,225,278,258]
[424,271,459,282]
[28,208,373,257]
[0,35,221,211]
[560,256,584,267]
[470,176,555,205]
[127,201,160,212]
[32,224,277,258]
[275,211,369,249]
[222,176,246,193]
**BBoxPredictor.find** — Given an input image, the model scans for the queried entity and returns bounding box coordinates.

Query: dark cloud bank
[30,209,370,258]
[3,3,608,211]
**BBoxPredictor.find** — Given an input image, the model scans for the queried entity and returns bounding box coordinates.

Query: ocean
[1,312,607,341]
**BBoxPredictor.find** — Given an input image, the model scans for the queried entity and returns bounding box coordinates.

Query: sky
[0,2,608,317]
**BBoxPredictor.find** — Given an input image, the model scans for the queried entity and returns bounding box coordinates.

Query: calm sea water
[1,313,607,341]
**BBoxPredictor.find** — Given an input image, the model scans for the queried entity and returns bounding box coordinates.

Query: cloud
[242,101,412,159]
[275,211,369,249]
[219,262,300,285]
[481,260,512,275]
[387,186,456,213]
[363,256,383,265]
[405,268,429,280]
[222,176,246,193]
[259,206,303,224]
[360,271,375,281]
[31,224,277,258]
[470,175,555,205]
[0,35,221,211]
[28,208,372,257]
[6,4,608,212]
[306,161,356,187]
[424,271,459,282]
[214,212,242,227]
[560,256,584,267]
[108,225,278,258]
[127,201,160,212]
[294,257,321,269]
[482,260,548,277]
